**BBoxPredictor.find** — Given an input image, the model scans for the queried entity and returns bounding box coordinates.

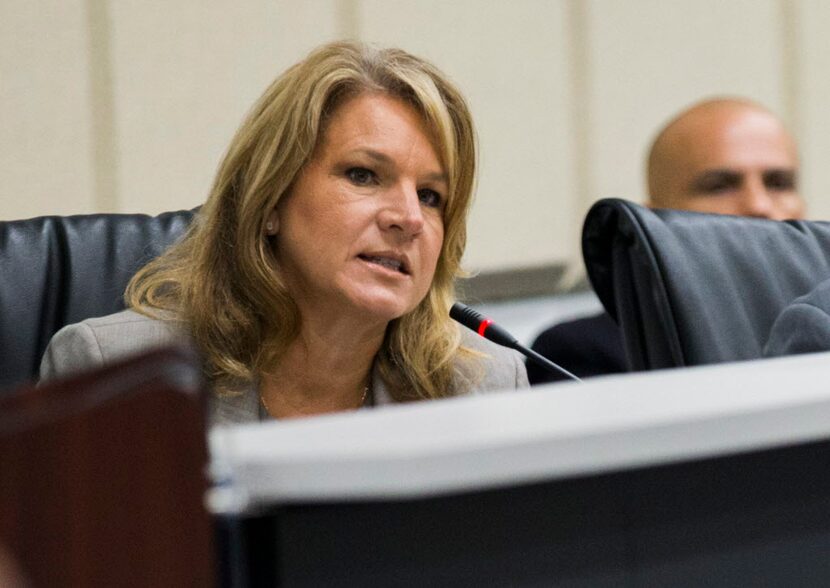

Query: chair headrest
[0,209,195,390]
[582,198,830,369]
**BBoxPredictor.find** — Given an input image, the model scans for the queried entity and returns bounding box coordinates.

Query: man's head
[646,98,804,220]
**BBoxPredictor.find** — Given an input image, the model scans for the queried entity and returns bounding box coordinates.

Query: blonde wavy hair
[126,41,478,400]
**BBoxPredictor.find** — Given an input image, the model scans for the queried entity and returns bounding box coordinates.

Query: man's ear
[265,209,279,235]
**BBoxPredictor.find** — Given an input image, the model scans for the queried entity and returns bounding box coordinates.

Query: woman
[40,41,528,424]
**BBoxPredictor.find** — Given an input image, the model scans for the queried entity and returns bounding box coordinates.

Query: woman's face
[272,92,447,326]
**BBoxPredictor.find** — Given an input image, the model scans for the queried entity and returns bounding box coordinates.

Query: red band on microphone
[477,318,493,337]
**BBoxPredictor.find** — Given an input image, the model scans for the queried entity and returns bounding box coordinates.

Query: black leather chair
[582,198,830,371]
[0,209,195,391]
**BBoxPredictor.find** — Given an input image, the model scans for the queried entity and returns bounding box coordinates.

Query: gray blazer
[40,309,529,427]
[764,278,830,358]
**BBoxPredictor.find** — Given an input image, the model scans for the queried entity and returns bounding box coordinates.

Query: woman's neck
[259,316,386,418]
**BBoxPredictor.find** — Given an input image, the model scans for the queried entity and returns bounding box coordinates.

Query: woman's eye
[346,167,376,186]
[418,189,442,208]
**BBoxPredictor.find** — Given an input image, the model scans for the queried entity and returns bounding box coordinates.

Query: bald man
[647,98,804,220]
[527,98,806,385]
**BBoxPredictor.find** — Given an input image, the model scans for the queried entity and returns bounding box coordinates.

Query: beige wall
[2,0,827,274]
[1,1,97,216]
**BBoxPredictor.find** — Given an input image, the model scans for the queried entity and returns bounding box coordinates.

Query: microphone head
[449,302,484,330]
[450,302,519,348]
[449,301,582,383]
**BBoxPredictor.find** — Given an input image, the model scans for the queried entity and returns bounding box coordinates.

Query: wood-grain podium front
[0,347,214,587]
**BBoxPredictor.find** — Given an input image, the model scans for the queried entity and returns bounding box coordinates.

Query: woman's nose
[378,184,425,237]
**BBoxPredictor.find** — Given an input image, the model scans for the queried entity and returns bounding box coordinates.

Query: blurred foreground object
[0,346,213,587]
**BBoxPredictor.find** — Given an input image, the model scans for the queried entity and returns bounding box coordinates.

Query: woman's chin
[346,292,420,324]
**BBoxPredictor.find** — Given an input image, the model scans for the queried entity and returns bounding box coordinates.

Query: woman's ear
[265,209,279,235]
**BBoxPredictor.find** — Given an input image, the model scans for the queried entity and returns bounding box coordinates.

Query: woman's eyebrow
[352,148,393,165]
[352,148,448,184]
[423,171,449,184]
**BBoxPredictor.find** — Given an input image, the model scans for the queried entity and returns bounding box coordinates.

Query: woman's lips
[358,252,410,275]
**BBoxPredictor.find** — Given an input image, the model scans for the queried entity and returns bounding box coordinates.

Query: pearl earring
[266,222,274,232]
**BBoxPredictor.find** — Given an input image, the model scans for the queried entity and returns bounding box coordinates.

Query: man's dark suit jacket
[527,311,627,385]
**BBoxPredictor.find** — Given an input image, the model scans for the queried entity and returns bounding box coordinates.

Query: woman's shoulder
[458,329,529,392]
[39,308,187,382]
[74,307,169,326]
[66,308,183,344]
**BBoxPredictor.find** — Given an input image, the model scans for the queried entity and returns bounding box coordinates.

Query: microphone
[450,302,583,383]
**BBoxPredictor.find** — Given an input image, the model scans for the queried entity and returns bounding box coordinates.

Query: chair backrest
[582,198,830,371]
[0,209,195,390]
